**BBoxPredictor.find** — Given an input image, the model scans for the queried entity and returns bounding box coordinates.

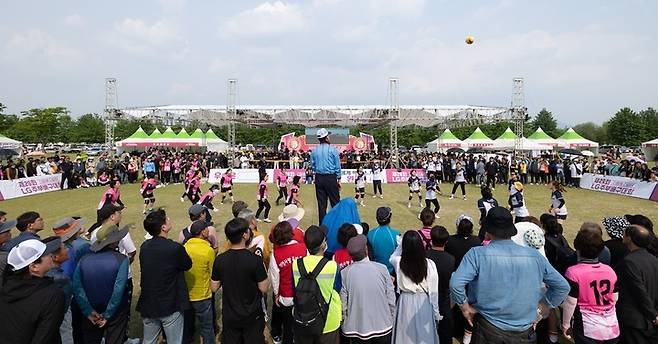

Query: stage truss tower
[388,77,400,168]
[227,78,238,160]
[104,78,119,151]
[512,77,526,153]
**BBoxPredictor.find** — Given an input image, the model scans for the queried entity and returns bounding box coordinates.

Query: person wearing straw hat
[73,224,131,344]
[311,128,342,225]
[0,238,66,344]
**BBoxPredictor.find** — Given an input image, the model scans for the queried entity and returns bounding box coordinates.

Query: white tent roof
[463,127,494,148]
[642,138,658,147]
[0,134,22,149]
[556,128,599,148]
[490,137,554,151]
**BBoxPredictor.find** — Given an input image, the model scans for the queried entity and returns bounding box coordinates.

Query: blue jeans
[184,299,216,344]
[142,311,184,344]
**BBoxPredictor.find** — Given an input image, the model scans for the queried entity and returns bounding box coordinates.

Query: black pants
[80,301,129,344]
[187,191,200,204]
[61,173,71,189]
[451,182,466,196]
[486,175,496,189]
[270,301,294,344]
[256,199,271,219]
[573,177,581,188]
[373,180,383,195]
[222,316,265,344]
[425,199,440,213]
[619,326,658,344]
[315,174,341,225]
[348,333,391,343]
[295,329,340,344]
[472,315,535,344]
[531,172,539,184]
[438,309,453,344]
[276,186,288,205]
[520,173,528,184]
[574,331,619,344]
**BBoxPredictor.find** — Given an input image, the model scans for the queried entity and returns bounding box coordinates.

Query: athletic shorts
[355,187,365,193]
[556,214,568,220]
[410,189,420,193]
[143,195,155,203]
[221,187,231,193]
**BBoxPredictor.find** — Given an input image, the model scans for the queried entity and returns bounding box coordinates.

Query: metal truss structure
[108,78,525,154]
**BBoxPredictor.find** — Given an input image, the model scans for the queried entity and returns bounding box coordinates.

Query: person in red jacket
[268,221,307,344]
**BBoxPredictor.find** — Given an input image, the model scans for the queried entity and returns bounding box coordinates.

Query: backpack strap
[298,257,330,279]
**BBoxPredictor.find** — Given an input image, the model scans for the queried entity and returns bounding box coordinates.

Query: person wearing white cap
[310,128,342,224]
[0,239,66,344]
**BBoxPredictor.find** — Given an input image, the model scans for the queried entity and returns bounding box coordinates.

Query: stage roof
[118,104,517,128]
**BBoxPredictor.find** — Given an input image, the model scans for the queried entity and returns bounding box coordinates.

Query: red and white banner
[0,174,63,201]
[272,169,306,182]
[385,169,427,183]
[581,173,658,202]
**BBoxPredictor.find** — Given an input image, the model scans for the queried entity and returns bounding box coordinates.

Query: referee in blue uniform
[311,128,342,224]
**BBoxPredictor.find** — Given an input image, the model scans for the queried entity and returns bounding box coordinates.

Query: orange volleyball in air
[465,36,475,44]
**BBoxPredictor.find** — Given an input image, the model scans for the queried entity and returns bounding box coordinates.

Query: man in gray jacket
[340,235,396,343]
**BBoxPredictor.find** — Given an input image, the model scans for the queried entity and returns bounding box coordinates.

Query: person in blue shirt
[143,157,156,176]
[73,224,131,344]
[366,207,400,275]
[310,128,342,224]
[450,206,569,343]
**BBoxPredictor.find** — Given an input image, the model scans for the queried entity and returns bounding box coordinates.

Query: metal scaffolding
[512,77,527,153]
[104,78,119,151]
[227,78,238,160]
[388,77,400,168]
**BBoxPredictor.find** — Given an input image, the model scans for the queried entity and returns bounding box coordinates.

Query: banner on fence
[581,173,658,202]
[0,174,63,201]
[209,168,391,185]
[208,169,265,184]
[385,169,427,183]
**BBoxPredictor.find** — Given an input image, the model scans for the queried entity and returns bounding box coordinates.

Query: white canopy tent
[490,137,553,151]
[0,134,23,156]
[426,129,464,153]
[642,138,658,161]
[463,127,494,148]
[556,128,599,154]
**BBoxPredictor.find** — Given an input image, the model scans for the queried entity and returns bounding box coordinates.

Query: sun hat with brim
[90,225,130,252]
[278,204,305,222]
[316,128,331,139]
[484,206,517,238]
[97,203,125,223]
[0,220,17,235]
[455,214,474,228]
[7,238,61,270]
[53,217,86,242]
[602,216,630,240]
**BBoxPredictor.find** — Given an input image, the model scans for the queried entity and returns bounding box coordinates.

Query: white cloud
[332,24,375,43]
[2,29,83,67]
[221,1,306,38]
[110,18,184,55]
[159,0,186,12]
[63,14,86,28]
[168,82,193,95]
[369,0,426,17]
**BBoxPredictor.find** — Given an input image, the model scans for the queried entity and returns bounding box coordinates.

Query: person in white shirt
[371,162,384,199]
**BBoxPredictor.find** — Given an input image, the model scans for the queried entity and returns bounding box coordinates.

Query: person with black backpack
[540,213,575,275]
[292,225,342,344]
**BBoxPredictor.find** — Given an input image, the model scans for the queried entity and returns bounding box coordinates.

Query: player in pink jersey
[140,173,158,214]
[275,169,289,206]
[184,170,202,204]
[180,168,197,202]
[286,176,303,207]
[255,173,271,222]
[219,169,235,204]
[562,225,619,344]
[96,178,124,222]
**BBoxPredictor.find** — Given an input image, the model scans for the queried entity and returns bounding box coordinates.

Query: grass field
[1,180,657,342]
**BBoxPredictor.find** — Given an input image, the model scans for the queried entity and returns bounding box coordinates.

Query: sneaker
[379,195,383,199]
[491,187,495,190]
[360,202,365,207]
[372,195,377,198]
[434,214,441,219]
[449,195,454,199]
[179,197,185,203]
[256,218,262,222]
[407,203,411,208]
[272,337,282,344]
[220,201,224,205]
[419,203,423,208]
[463,196,467,200]
[263,218,272,223]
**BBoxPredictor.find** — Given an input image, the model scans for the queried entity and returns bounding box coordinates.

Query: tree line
[0,102,656,147]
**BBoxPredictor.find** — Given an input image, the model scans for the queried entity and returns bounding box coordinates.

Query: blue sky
[1,0,657,125]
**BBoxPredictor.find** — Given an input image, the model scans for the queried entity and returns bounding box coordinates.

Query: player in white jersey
[407,170,423,208]
[354,168,367,206]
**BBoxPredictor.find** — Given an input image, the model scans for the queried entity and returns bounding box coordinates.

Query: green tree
[572,122,608,143]
[74,114,105,143]
[0,103,19,135]
[607,108,645,146]
[7,107,70,143]
[639,107,658,140]
[531,108,559,137]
